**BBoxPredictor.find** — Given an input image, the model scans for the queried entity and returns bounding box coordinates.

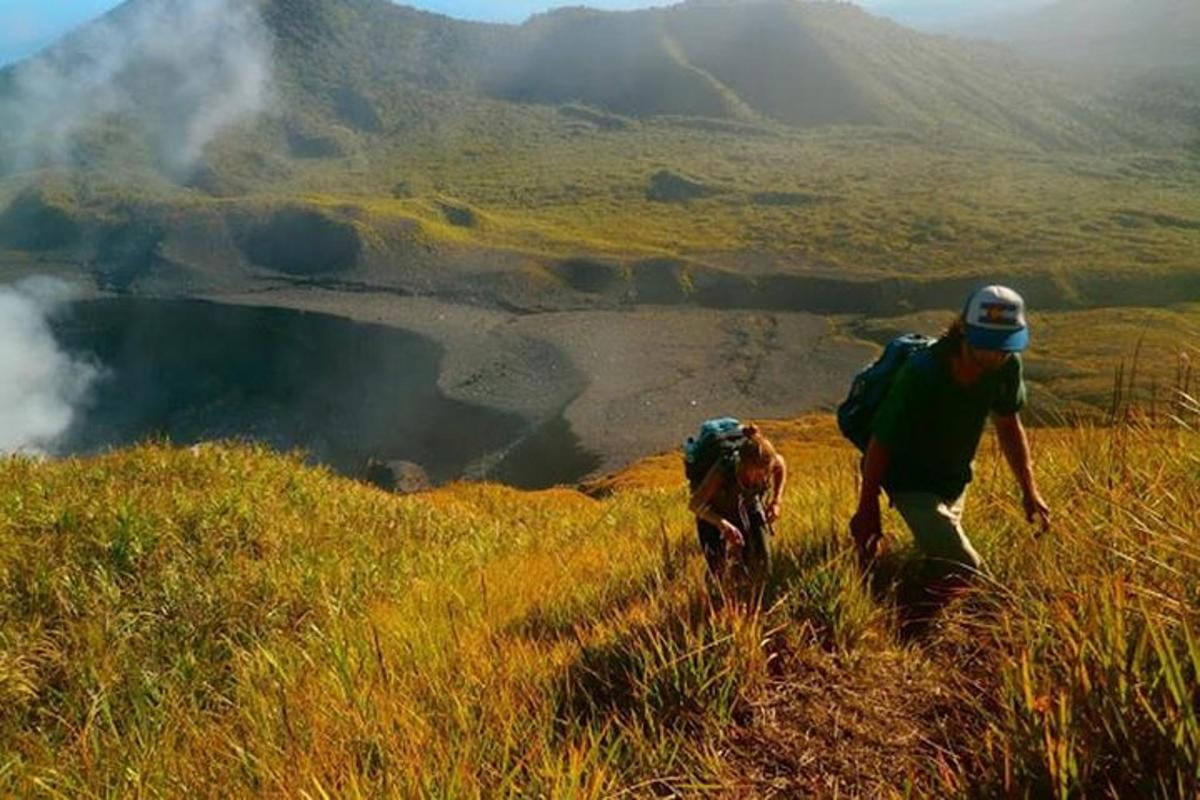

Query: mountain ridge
[0,0,1164,159]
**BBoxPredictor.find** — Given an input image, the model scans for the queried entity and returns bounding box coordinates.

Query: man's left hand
[1023,490,1051,534]
[766,500,782,524]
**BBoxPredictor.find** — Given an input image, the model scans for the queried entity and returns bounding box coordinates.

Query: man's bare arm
[994,413,1050,532]
[850,437,890,551]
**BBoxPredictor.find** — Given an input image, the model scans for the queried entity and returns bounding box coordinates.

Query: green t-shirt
[871,341,1026,500]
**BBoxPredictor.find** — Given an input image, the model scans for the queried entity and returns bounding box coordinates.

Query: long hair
[738,424,777,472]
[941,315,967,350]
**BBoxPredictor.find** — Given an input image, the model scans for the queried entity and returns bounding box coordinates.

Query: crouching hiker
[684,419,787,582]
[838,286,1051,589]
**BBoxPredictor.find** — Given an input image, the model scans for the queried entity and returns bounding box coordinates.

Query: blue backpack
[683,417,746,489]
[837,334,936,452]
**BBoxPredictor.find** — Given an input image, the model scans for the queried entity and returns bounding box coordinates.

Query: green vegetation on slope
[6,123,1199,283]
[0,0,1195,294]
[2,413,1198,796]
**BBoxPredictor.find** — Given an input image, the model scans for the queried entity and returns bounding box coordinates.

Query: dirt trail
[722,639,987,797]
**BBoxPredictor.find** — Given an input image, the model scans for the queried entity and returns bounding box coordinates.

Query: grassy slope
[2,411,1199,797]
[15,120,1198,279]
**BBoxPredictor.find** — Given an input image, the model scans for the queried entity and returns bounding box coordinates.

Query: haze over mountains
[863,0,1051,31]
[483,1,1097,139]
[972,0,1200,73]
[0,0,1190,179]
[0,0,1055,67]
[967,0,1200,148]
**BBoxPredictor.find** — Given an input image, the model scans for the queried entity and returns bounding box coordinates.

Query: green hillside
[212,0,1176,148]
[0,0,1194,282]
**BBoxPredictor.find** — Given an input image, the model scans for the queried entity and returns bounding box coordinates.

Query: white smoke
[0,277,98,455]
[1,0,273,172]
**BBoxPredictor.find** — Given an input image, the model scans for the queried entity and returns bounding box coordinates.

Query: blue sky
[0,0,1045,66]
[0,0,117,63]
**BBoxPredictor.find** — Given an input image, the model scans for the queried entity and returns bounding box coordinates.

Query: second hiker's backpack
[837,334,936,452]
[683,417,747,489]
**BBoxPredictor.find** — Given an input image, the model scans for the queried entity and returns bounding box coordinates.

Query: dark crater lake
[51,298,598,489]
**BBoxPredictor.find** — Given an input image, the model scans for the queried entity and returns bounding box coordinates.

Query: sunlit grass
[1,406,1198,795]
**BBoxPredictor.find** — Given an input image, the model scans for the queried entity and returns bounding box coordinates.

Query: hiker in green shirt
[850,286,1051,583]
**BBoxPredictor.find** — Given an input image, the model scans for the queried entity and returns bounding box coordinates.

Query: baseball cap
[963,285,1029,352]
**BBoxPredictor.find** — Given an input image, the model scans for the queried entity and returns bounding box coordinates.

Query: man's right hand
[849,504,882,565]
[1023,489,1051,535]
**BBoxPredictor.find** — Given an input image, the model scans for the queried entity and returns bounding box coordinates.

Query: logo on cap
[979,301,1019,326]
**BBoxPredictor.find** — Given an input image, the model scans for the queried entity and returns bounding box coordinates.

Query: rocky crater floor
[206,285,875,479]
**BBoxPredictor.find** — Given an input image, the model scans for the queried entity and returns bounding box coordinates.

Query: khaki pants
[891,491,983,577]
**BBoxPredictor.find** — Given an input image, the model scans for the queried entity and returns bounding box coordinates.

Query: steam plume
[0,277,97,455]
[0,0,273,172]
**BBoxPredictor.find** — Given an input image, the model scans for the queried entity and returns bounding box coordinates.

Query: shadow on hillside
[506,525,833,649]
[551,586,751,742]
[710,536,842,621]
[538,530,982,741]
[866,548,987,644]
[501,533,697,645]
[548,536,839,735]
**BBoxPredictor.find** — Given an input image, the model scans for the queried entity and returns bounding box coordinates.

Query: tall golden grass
[0,404,1197,796]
